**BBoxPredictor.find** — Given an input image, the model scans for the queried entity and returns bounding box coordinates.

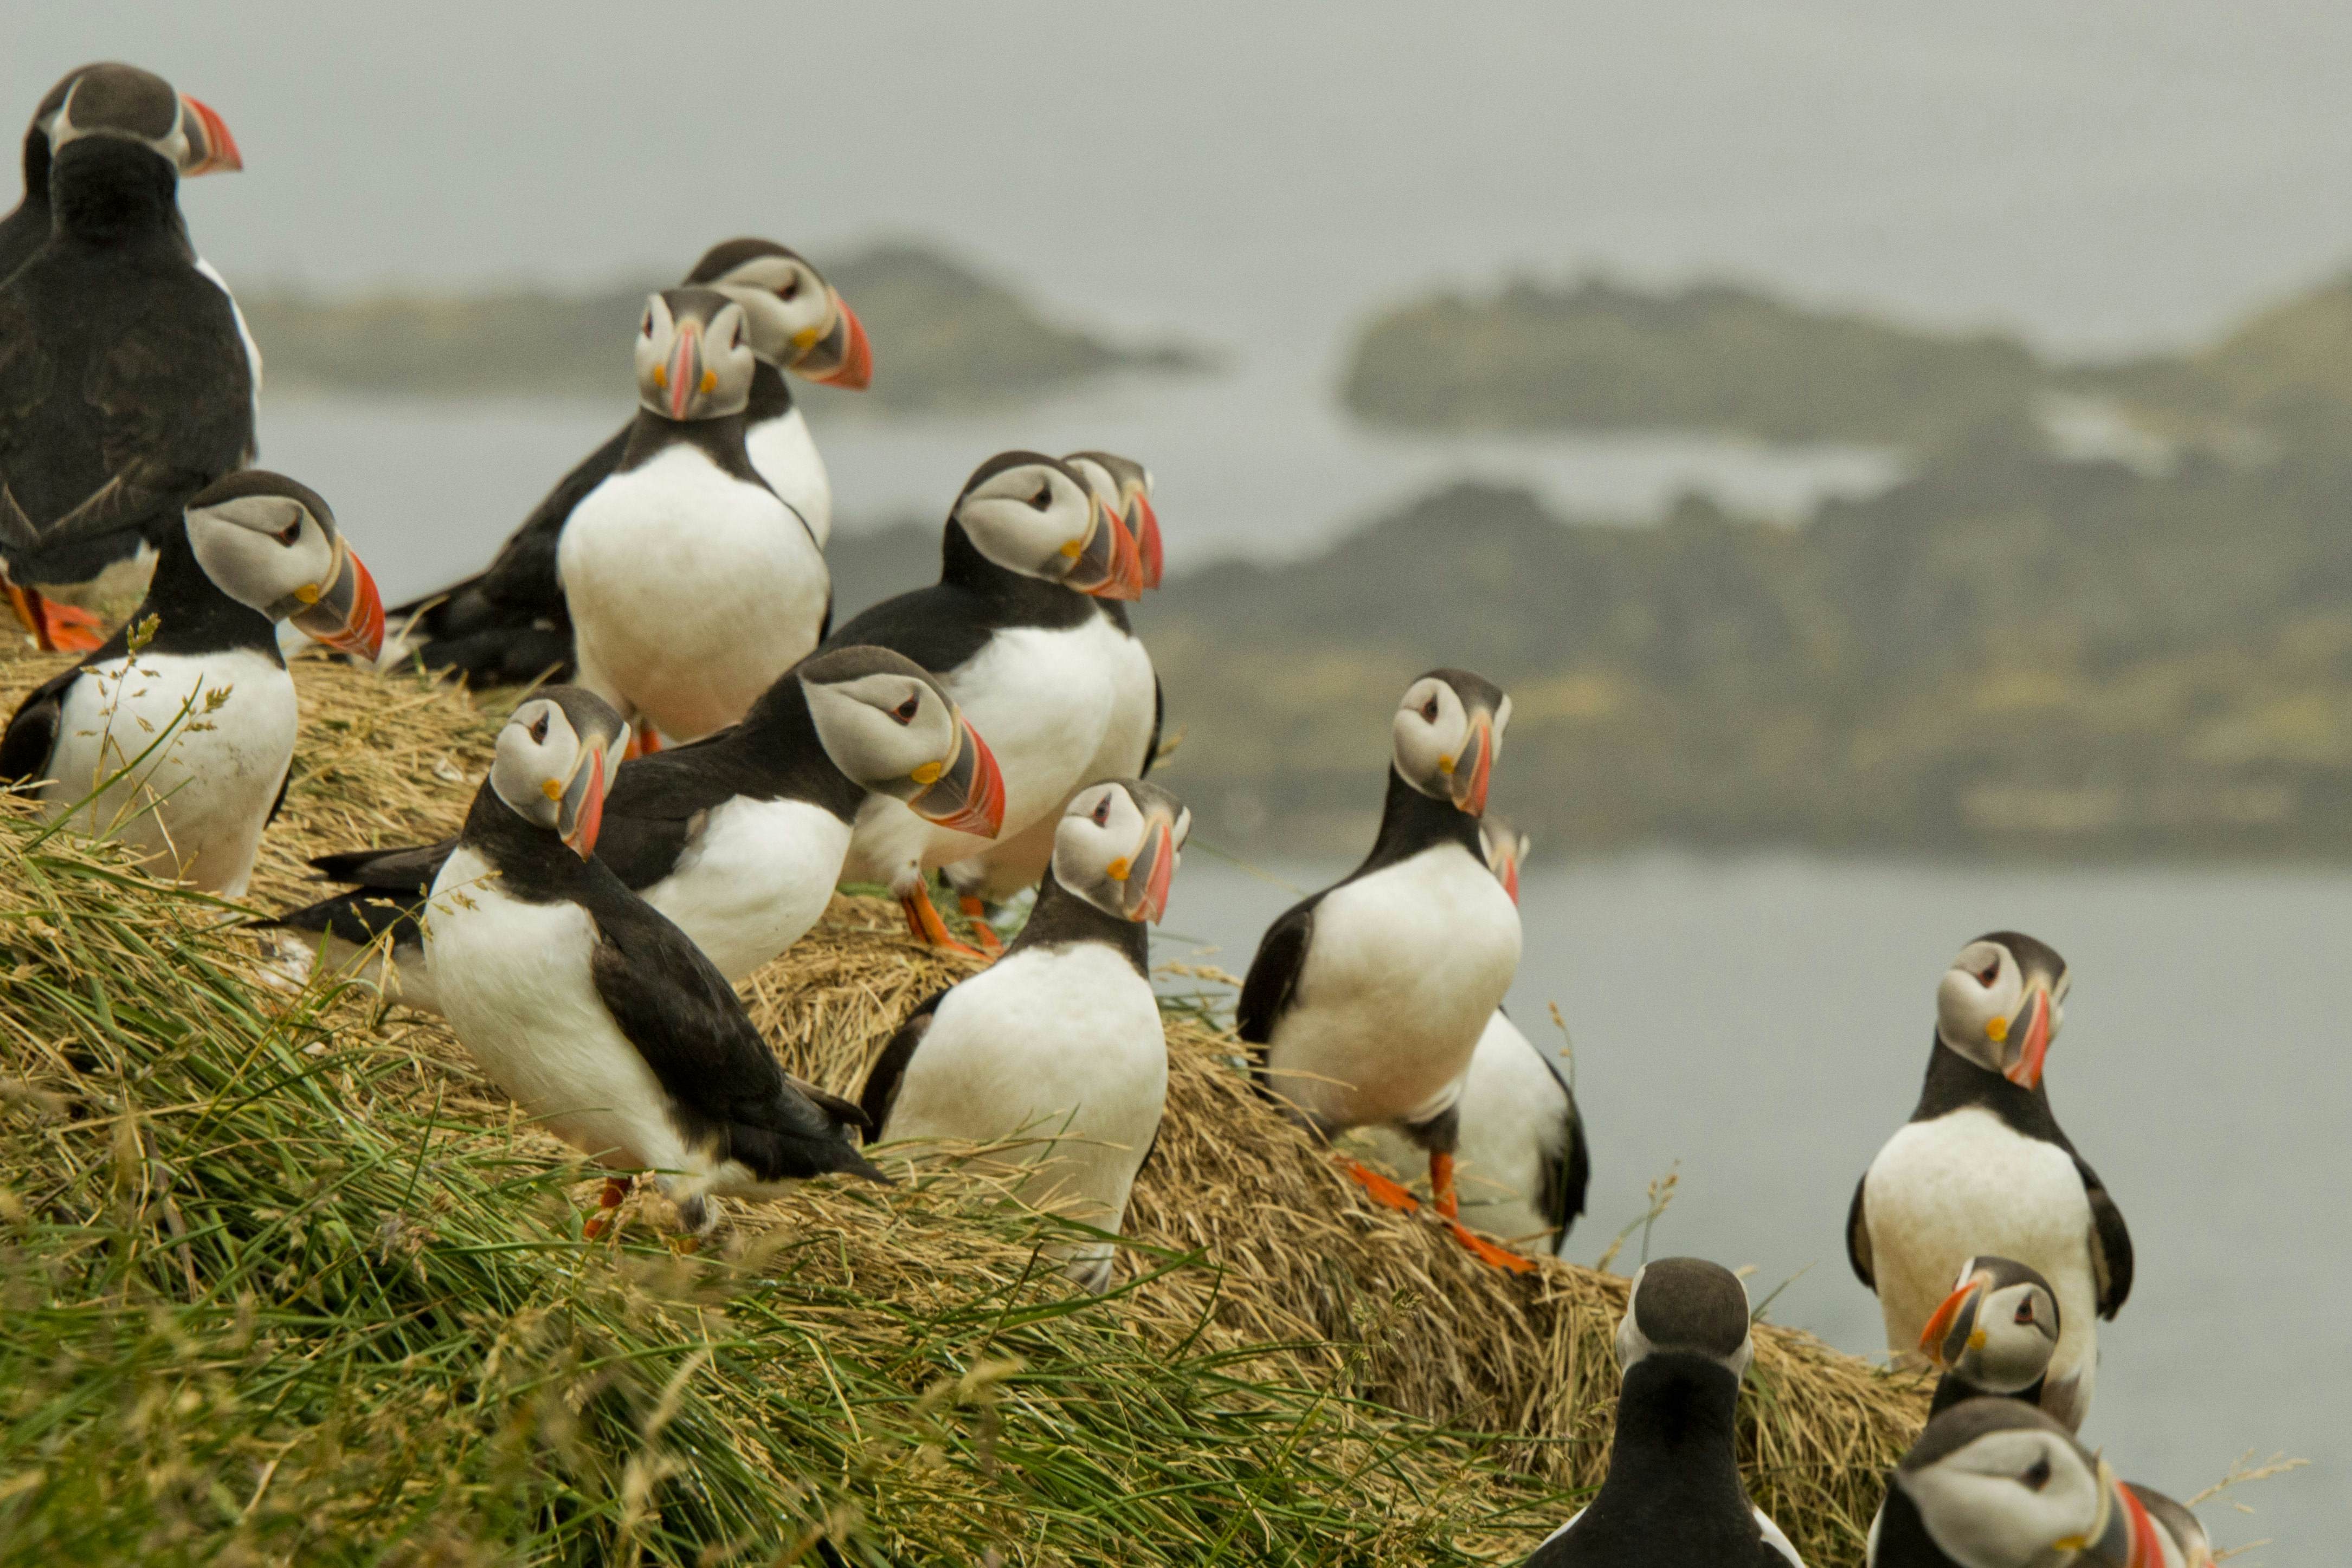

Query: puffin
[859,778,1188,1291]
[1355,816,1588,1254]
[1523,1257,1808,1566]
[939,448,1165,945]
[558,286,830,745]
[383,239,868,686]
[1238,668,1529,1270]
[0,63,254,654]
[0,470,383,895]
[269,644,1002,1014]
[1917,1256,2066,1426]
[826,451,1144,953]
[1847,932,2131,1431]
[1871,1399,2211,1568]
[421,686,885,1237]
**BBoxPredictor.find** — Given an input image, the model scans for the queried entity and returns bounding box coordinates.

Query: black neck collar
[1910,1033,2069,1147]
[88,524,282,664]
[49,137,188,254]
[727,675,867,819]
[1564,1355,1761,1556]
[1352,766,1483,879]
[744,359,796,424]
[935,521,1114,634]
[617,408,762,486]
[1002,869,1150,976]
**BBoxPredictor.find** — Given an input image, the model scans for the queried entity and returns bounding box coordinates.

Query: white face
[804,668,964,795]
[1937,940,2069,1075]
[954,461,1119,587]
[1899,1430,2107,1568]
[186,492,342,620]
[1054,781,1191,924]
[1964,1279,2061,1391]
[634,293,757,420]
[489,696,627,853]
[709,253,840,366]
[1392,676,1511,809]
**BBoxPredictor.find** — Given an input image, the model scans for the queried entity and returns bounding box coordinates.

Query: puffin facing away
[1240,668,1528,1270]
[827,451,1144,952]
[1871,1399,2211,1568]
[384,240,868,685]
[1524,1258,1807,1566]
[1917,1256,2065,1427]
[272,644,1001,1014]
[1848,933,2131,1431]
[860,779,1188,1290]
[0,63,254,653]
[421,687,885,1237]
[1356,816,1588,1254]
[1,471,382,895]
[558,287,830,745]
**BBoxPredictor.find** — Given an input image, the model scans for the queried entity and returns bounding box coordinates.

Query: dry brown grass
[0,643,1931,1564]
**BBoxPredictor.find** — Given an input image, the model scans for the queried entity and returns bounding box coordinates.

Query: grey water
[1159,852,2352,1561]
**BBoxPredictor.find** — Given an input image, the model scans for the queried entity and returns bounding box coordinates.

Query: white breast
[1264,844,1521,1134]
[640,796,852,981]
[880,943,1168,1273]
[746,408,831,549]
[558,446,828,741]
[1863,1106,2103,1404]
[42,648,296,896]
[843,618,1129,892]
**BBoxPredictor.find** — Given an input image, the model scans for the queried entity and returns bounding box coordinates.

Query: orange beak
[1067,499,1145,602]
[1917,1274,1987,1369]
[801,293,873,389]
[1449,712,1495,816]
[665,321,704,420]
[1130,491,1164,590]
[2004,986,2053,1089]
[179,94,242,176]
[559,747,609,861]
[1120,814,1180,924]
[910,717,1007,838]
[293,545,385,661]
[1497,851,1519,905]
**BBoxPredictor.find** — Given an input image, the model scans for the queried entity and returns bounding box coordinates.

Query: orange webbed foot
[1447,1217,1539,1274]
[901,887,987,960]
[1339,1157,1422,1214]
[958,896,1004,954]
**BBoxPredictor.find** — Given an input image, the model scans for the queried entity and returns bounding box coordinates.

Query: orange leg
[1430,1151,1537,1274]
[3,580,105,653]
[901,886,987,959]
[1339,1157,1421,1214]
[581,1175,630,1240]
[958,896,1004,955]
[622,728,665,761]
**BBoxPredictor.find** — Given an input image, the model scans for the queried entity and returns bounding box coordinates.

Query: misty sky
[13,3,2352,359]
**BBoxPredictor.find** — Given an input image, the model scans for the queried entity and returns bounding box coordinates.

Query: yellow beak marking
[1059,538,1084,559]
[911,761,943,785]
[652,363,668,389]
[295,583,321,605]
[541,777,565,802]
[1438,754,1456,776]
[699,370,717,395]
[1967,1328,1987,1350]
[792,325,823,350]
[1105,856,1131,882]
[1987,1015,2010,1043]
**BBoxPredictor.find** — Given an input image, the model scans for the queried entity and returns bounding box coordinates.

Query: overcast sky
[13,2,2352,355]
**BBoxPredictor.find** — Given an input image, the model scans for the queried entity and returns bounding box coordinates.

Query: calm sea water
[1158,852,2351,1563]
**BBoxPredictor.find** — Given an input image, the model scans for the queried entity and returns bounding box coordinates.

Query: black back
[1519,1023,1591,1243]
[1866,1483,1957,1568]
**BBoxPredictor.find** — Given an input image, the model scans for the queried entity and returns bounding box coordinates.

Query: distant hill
[1144,433,2352,860]
[239,241,1211,409]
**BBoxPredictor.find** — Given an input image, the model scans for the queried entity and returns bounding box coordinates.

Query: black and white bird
[939,449,1164,938]
[1356,816,1588,1254]
[1524,1257,1807,1566]
[421,686,885,1237]
[860,779,1188,1290]
[557,287,830,745]
[0,63,255,654]
[270,644,1001,1013]
[384,239,868,686]
[826,451,1144,952]
[1917,1256,2066,1427]
[1848,933,2131,1431]
[1239,669,1529,1270]
[1870,1399,2210,1568]
[0,471,383,895]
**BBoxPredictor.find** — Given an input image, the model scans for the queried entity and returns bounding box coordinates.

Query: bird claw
[901,888,987,959]
[1446,1217,1538,1274]
[1339,1157,1422,1214]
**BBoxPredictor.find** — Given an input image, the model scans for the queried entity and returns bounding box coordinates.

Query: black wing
[265,764,292,828]
[1846,1173,1874,1289]
[590,734,759,889]
[267,840,455,941]
[1139,675,1165,778]
[2072,1153,2133,1318]
[585,879,884,1185]
[1236,895,1317,1050]
[858,989,949,1133]
[1527,1040,1590,1242]
[824,583,995,676]
[0,666,77,788]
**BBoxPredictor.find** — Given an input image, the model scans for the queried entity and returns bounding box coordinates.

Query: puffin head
[798,645,1006,837]
[1063,450,1162,590]
[183,472,384,659]
[1392,669,1510,818]
[1937,931,2070,1089]
[949,451,1143,600]
[1919,1256,2061,1397]
[687,238,872,390]
[1477,814,1530,905]
[1895,1399,2168,1568]
[489,688,630,860]
[1614,1256,1754,1382]
[634,288,756,422]
[42,63,241,181]
[1053,779,1190,925]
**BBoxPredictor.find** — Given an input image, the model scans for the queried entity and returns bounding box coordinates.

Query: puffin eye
[1976,957,2001,987]
[2014,1300,2035,1325]
[2020,1456,2052,1492]
[275,517,304,546]
[778,276,801,300]
[528,714,550,744]
[1030,484,1054,511]
[1092,796,1111,826]
[641,312,655,338]
[1421,698,1439,722]
[890,694,919,724]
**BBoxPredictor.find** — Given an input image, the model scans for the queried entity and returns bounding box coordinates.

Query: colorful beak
[664,320,705,420]
[1496,850,1520,905]
[800,292,873,389]
[557,744,611,861]
[910,716,1007,838]
[1448,712,1496,816]
[178,94,242,176]
[1130,491,1164,590]
[1116,812,1181,924]
[2074,1472,2164,1568]
[1918,1275,1987,1370]
[2005,985,2053,1089]
[293,544,385,661]
[1067,498,1144,601]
